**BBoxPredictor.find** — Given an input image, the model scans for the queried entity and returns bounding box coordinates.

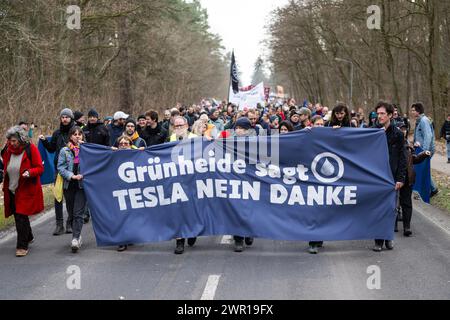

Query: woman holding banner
[57,126,86,253]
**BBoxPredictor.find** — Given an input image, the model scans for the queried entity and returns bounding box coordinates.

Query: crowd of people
[0,98,445,257]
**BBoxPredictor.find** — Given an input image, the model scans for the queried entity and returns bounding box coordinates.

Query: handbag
[53,174,64,202]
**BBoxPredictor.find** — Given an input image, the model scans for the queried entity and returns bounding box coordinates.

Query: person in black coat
[325,103,355,127]
[144,110,168,146]
[38,107,75,236]
[83,109,111,146]
[440,114,450,163]
[372,101,407,252]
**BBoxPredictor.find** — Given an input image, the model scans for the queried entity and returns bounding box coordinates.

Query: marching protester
[57,126,87,253]
[2,126,44,257]
[171,116,198,254]
[39,108,75,236]
[410,103,438,197]
[397,121,431,236]
[108,111,128,146]
[440,113,450,163]
[288,110,303,131]
[74,111,86,128]
[373,101,407,252]
[191,119,208,138]
[144,110,168,146]
[311,115,324,127]
[232,117,256,252]
[298,107,312,129]
[247,109,266,135]
[325,103,353,128]
[137,115,147,138]
[279,121,294,134]
[114,135,139,252]
[117,118,147,149]
[104,116,113,127]
[83,108,110,146]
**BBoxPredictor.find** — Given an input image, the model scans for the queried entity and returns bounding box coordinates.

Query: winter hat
[209,107,218,116]
[270,115,278,123]
[137,114,146,121]
[234,117,252,130]
[88,108,99,118]
[125,118,136,127]
[73,111,84,121]
[298,107,311,117]
[60,108,74,119]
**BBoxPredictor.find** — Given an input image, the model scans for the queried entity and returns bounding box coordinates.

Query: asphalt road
[0,203,449,300]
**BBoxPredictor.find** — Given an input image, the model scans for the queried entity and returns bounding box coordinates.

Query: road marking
[220,235,233,244]
[0,209,54,244]
[201,275,221,300]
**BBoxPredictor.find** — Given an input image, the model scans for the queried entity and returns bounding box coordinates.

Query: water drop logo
[311,153,344,183]
[320,158,335,176]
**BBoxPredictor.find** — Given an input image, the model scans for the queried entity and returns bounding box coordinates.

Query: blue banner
[38,138,56,185]
[413,147,431,203]
[80,128,396,246]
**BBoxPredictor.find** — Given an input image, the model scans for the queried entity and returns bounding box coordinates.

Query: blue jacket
[57,147,83,190]
[108,123,124,146]
[414,115,435,154]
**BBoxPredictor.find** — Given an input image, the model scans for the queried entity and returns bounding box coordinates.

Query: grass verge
[431,170,450,215]
[0,185,54,231]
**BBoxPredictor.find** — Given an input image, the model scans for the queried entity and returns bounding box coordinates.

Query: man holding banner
[373,101,407,252]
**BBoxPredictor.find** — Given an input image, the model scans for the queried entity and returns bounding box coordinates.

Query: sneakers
[187,237,197,247]
[174,239,185,254]
[372,244,383,252]
[71,237,82,253]
[53,224,65,236]
[234,240,244,252]
[308,245,319,254]
[244,237,254,246]
[16,249,28,257]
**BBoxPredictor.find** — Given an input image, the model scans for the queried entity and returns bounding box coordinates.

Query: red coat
[2,143,44,218]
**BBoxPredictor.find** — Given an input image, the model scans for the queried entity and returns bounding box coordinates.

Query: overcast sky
[198,0,289,86]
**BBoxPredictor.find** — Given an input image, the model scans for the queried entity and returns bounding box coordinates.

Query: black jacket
[385,123,407,184]
[42,121,75,167]
[83,121,110,146]
[440,120,450,141]
[144,123,168,146]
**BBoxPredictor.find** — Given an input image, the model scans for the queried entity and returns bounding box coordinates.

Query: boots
[53,223,65,236]
[174,239,185,254]
[65,221,72,234]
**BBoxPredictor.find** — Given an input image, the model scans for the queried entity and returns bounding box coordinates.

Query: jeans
[447,140,450,159]
[9,192,33,250]
[63,187,86,239]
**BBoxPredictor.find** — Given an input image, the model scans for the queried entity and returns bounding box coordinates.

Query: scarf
[130,131,140,142]
[68,142,80,164]
[8,142,25,156]
[60,120,75,134]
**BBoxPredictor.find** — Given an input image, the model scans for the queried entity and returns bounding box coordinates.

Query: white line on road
[0,209,54,245]
[220,235,233,244]
[201,275,221,300]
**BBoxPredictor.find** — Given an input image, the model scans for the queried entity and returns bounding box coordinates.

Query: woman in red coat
[2,126,44,257]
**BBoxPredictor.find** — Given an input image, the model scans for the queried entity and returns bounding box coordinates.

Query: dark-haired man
[373,101,407,252]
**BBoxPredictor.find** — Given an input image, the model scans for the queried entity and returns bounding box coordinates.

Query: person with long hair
[325,103,353,128]
[2,126,44,257]
[57,126,86,253]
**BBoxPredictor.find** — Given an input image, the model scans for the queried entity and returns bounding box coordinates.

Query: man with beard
[83,109,110,146]
[117,118,147,149]
[108,111,128,146]
[39,108,76,235]
[208,107,225,132]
